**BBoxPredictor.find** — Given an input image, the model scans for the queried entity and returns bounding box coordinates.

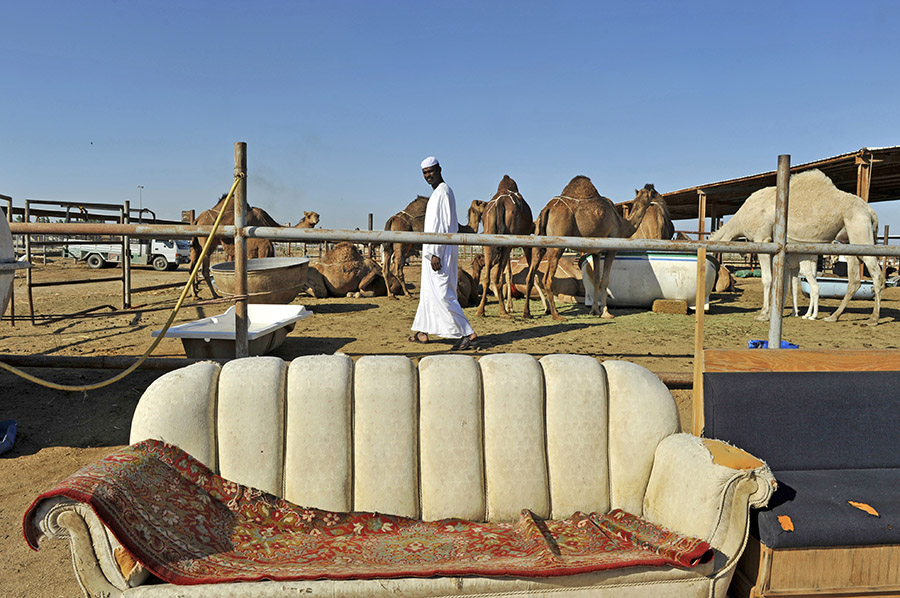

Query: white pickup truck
[66,239,191,271]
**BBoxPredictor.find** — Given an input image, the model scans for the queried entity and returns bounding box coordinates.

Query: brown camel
[304,242,401,298]
[625,194,674,240]
[522,177,655,320]
[190,195,318,298]
[382,197,485,300]
[475,175,534,319]
[457,266,479,308]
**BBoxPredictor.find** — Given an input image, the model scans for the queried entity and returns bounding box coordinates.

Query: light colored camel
[475,175,534,319]
[305,242,401,298]
[523,177,655,320]
[190,195,319,298]
[709,169,883,325]
[382,197,485,300]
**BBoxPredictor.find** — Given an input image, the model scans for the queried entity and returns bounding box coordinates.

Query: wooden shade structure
[619,147,900,224]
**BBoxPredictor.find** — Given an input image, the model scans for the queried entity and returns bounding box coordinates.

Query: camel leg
[756,253,772,321]
[475,245,493,317]
[522,247,545,319]
[826,255,861,322]
[798,259,819,319]
[398,244,415,299]
[863,254,884,325]
[543,248,565,321]
[383,244,397,300]
[504,256,515,313]
[201,255,217,299]
[596,251,616,319]
[357,270,379,298]
[494,248,512,319]
[825,255,883,325]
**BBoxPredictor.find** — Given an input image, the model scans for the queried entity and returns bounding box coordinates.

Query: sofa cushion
[704,371,900,471]
[754,468,900,548]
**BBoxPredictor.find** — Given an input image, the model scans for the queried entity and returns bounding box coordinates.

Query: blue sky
[3,1,899,231]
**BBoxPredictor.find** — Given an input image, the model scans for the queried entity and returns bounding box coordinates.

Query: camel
[457,266,480,308]
[190,195,319,298]
[304,242,402,298]
[382,197,485,300]
[474,175,534,319]
[523,177,655,320]
[709,169,883,325]
[627,194,674,240]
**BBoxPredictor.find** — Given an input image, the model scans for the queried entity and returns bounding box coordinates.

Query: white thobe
[412,182,475,338]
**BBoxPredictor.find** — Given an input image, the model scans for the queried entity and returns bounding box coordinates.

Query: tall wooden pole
[123,201,132,309]
[234,142,249,358]
[767,155,791,349]
[692,190,707,436]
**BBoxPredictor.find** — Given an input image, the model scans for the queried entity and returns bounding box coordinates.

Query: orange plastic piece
[777,515,794,532]
[848,501,880,517]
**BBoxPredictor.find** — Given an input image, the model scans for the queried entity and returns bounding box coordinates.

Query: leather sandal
[451,336,476,351]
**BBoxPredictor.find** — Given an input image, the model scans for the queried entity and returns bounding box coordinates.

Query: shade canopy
[619,147,900,222]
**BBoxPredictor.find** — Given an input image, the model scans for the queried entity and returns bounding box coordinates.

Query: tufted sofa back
[130,353,679,522]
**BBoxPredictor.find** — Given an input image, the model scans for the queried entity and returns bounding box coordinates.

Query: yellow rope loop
[0,176,243,392]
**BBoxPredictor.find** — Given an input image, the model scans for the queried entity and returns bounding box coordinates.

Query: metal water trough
[211,257,310,304]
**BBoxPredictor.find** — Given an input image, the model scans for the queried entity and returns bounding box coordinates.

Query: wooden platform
[732,537,900,598]
[704,349,900,598]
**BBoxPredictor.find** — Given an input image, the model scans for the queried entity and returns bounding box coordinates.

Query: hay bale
[652,299,688,315]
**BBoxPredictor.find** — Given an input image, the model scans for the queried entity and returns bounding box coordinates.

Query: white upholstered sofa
[29,353,774,597]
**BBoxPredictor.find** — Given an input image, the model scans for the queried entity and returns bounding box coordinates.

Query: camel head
[624,184,659,234]
[466,200,487,232]
[303,211,320,228]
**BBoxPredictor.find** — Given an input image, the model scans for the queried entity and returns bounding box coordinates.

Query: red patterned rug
[25,439,712,585]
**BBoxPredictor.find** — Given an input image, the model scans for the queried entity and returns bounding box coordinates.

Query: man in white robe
[410,157,477,350]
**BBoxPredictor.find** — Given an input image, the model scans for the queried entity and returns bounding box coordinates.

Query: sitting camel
[475,175,534,319]
[304,242,402,298]
[523,177,655,320]
[382,197,485,300]
[457,266,479,308]
[190,196,320,298]
[709,169,883,325]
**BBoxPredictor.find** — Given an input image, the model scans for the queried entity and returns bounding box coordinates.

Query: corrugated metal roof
[625,146,900,221]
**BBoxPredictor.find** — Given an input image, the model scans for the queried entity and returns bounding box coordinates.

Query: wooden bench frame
[699,349,900,598]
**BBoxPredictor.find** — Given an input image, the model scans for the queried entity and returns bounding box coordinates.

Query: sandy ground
[2,256,899,597]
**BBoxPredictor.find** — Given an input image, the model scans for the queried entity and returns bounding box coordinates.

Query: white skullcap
[420,156,439,169]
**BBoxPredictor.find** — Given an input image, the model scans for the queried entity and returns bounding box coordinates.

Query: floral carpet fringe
[25,440,712,585]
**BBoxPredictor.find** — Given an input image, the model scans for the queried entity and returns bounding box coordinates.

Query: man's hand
[431,255,442,272]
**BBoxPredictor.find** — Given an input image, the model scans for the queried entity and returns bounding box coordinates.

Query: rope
[551,194,590,214]
[0,176,243,391]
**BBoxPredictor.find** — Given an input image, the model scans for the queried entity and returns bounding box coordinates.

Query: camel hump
[322,241,362,264]
[497,175,519,195]
[561,175,601,200]
[404,195,429,218]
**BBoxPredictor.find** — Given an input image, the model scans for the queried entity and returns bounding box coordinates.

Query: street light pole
[137,185,144,222]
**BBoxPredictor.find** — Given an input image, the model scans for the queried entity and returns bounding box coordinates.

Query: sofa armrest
[27,497,149,597]
[642,434,776,559]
